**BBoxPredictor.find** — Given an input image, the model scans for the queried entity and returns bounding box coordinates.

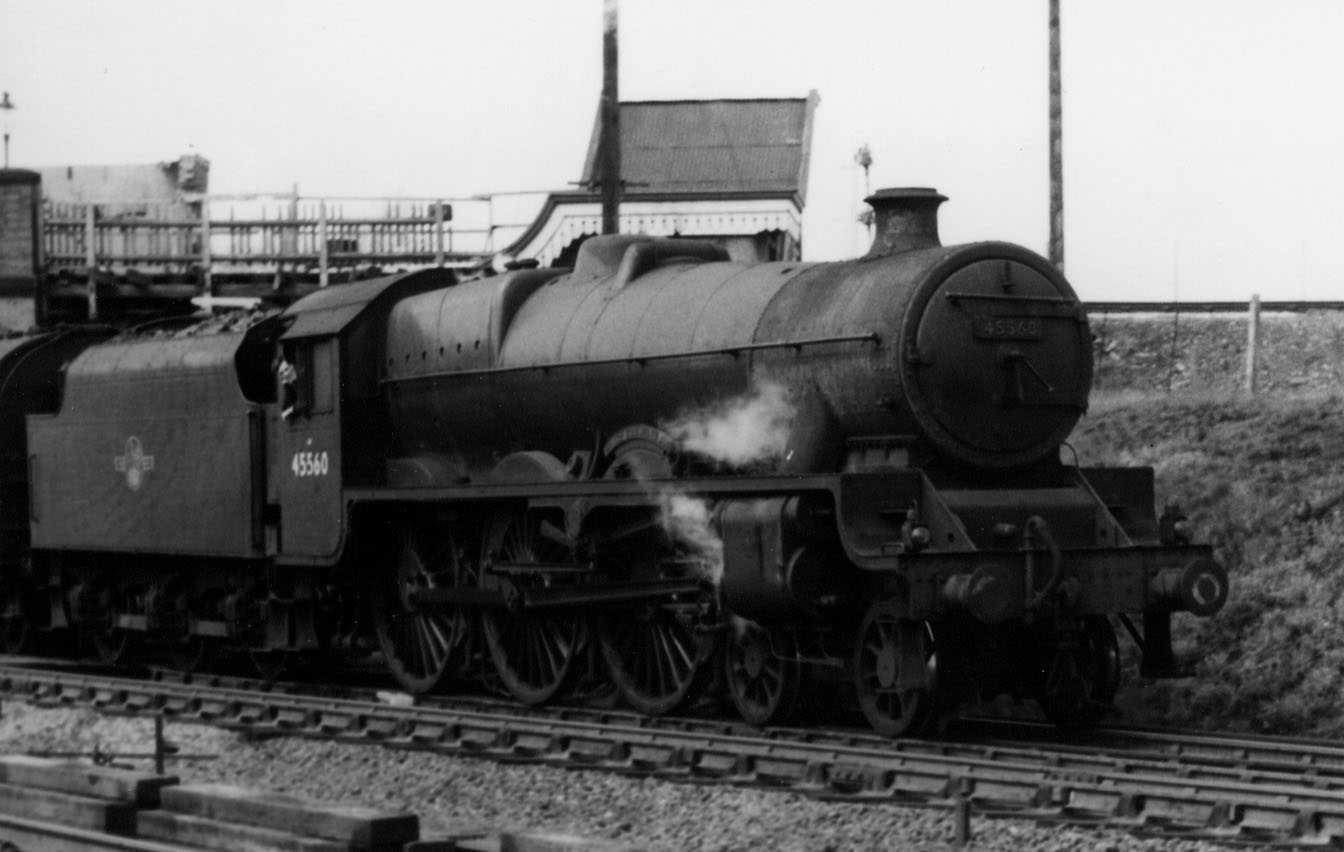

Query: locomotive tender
[0,188,1227,735]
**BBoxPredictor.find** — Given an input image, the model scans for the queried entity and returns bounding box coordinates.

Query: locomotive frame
[0,188,1229,737]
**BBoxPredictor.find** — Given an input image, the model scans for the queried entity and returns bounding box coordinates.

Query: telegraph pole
[599,0,621,235]
[1048,0,1064,272]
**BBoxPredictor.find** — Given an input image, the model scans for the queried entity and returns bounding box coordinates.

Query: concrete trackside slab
[159,783,420,845]
[0,754,177,806]
[136,808,347,852]
[0,781,136,833]
[0,811,192,852]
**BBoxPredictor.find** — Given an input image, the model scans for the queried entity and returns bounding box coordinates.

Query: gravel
[0,702,1232,851]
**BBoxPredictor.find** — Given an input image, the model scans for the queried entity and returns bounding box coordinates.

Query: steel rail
[144,665,1344,786]
[143,664,1344,788]
[4,664,1344,846]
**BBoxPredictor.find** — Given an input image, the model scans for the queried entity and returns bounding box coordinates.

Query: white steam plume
[659,380,796,468]
[659,492,724,585]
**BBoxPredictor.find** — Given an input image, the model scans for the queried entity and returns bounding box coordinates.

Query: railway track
[2,658,1340,848]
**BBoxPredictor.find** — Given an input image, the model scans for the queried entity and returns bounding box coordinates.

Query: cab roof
[280,268,455,341]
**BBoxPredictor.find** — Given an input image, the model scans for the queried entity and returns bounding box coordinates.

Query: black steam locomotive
[0,188,1226,736]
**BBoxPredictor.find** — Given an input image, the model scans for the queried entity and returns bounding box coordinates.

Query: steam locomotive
[0,188,1227,736]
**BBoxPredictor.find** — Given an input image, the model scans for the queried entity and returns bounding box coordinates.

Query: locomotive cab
[270,269,452,562]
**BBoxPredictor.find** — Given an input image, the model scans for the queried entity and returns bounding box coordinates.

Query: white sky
[3,0,1342,300]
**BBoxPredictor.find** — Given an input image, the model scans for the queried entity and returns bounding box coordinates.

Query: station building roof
[578,92,818,205]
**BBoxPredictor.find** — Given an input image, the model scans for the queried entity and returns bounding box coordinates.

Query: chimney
[863,187,947,258]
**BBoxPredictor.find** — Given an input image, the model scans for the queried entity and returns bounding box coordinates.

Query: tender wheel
[169,637,213,673]
[0,585,32,655]
[600,604,711,716]
[852,602,940,737]
[480,511,581,705]
[235,587,288,681]
[87,584,138,667]
[249,649,288,682]
[1040,615,1121,728]
[372,526,473,694]
[165,589,216,673]
[724,618,800,726]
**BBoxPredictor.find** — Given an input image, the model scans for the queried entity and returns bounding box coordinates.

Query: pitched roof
[579,92,819,205]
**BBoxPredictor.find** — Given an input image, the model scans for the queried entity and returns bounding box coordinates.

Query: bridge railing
[38,191,548,319]
[41,193,548,274]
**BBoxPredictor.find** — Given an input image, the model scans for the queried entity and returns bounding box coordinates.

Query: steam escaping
[647,380,799,583]
[660,380,797,468]
[659,492,724,585]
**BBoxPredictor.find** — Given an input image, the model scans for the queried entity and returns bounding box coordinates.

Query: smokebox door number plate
[971,315,1043,341]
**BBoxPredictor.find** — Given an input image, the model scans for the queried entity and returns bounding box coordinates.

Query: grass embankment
[1071,392,1344,735]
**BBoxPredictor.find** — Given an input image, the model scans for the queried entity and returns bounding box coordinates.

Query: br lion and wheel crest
[112,436,155,491]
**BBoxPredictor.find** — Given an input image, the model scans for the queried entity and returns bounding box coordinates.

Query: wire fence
[1086,294,1344,396]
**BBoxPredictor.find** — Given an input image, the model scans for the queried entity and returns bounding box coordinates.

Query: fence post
[433,201,445,267]
[84,203,97,321]
[1165,303,1180,394]
[317,200,329,287]
[200,199,213,297]
[1245,293,1260,395]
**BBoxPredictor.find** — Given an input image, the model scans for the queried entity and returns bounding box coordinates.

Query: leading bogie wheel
[723,617,800,726]
[1039,615,1121,728]
[851,602,941,737]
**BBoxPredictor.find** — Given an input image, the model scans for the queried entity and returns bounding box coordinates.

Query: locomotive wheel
[723,617,800,726]
[480,511,581,705]
[565,635,620,708]
[1039,616,1121,728]
[599,605,711,716]
[851,603,939,737]
[372,526,473,694]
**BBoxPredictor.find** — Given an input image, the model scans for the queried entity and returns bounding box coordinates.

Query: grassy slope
[1071,393,1344,735]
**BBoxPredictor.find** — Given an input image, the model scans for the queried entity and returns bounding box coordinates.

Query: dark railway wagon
[0,189,1228,737]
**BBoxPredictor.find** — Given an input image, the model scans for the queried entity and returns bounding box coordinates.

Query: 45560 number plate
[971,315,1043,340]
